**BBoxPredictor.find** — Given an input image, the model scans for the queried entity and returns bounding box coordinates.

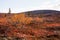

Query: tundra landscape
[0,10,60,40]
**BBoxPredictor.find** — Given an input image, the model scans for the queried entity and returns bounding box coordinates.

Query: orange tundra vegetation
[0,10,60,40]
[10,13,33,24]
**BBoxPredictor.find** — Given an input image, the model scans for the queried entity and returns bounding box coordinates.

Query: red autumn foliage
[0,12,60,40]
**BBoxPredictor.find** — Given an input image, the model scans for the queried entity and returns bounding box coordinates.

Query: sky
[0,0,60,13]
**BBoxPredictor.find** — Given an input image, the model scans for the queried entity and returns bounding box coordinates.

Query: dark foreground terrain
[0,10,60,40]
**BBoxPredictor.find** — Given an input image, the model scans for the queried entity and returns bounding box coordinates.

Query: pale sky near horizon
[0,0,60,13]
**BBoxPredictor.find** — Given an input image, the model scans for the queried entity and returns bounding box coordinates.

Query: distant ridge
[25,10,60,14]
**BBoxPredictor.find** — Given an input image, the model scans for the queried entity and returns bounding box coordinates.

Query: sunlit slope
[0,10,60,39]
[0,13,32,25]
